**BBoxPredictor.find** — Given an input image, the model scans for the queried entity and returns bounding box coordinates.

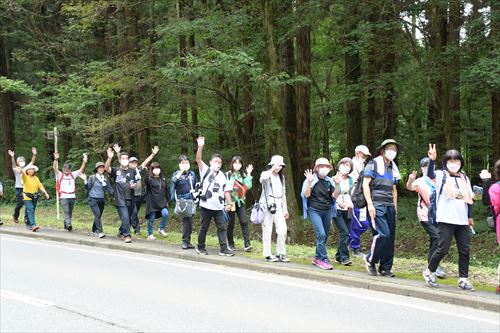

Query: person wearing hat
[301,158,336,270]
[333,157,355,266]
[53,151,88,232]
[423,144,475,291]
[406,157,446,278]
[7,147,37,225]
[105,144,139,244]
[260,155,289,262]
[363,139,401,277]
[349,145,371,257]
[86,161,114,238]
[22,163,50,232]
[129,146,160,235]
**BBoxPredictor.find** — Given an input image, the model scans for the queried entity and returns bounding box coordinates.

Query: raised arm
[78,153,88,175]
[104,147,114,174]
[30,147,37,165]
[303,169,314,198]
[140,145,159,169]
[53,151,60,174]
[406,171,417,191]
[196,137,207,172]
[427,143,437,179]
[7,150,18,170]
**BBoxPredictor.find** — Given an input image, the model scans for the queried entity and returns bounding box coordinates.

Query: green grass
[1,196,498,292]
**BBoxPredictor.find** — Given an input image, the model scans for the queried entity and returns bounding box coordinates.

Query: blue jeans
[148,208,168,235]
[366,205,397,271]
[308,208,332,261]
[116,201,134,237]
[24,200,37,226]
[334,210,352,262]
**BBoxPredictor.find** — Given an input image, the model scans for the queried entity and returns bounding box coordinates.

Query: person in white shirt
[53,151,88,231]
[195,136,234,256]
[260,155,290,263]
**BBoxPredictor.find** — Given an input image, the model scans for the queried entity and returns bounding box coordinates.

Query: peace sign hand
[428,143,437,161]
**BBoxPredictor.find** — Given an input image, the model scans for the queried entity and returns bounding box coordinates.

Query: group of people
[4,138,500,292]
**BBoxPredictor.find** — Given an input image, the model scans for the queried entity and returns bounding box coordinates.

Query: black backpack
[351,160,376,209]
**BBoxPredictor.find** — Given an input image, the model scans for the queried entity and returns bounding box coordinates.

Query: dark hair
[494,159,500,181]
[63,162,73,171]
[211,153,223,163]
[442,149,465,172]
[419,157,430,168]
[229,155,245,173]
[119,152,129,159]
[149,162,162,177]
[178,154,189,163]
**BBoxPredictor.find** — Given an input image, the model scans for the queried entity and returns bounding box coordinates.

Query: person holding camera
[302,158,336,270]
[422,144,475,291]
[260,155,289,263]
[195,136,235,256]
[171,154,197,249]
[22,163,50,232]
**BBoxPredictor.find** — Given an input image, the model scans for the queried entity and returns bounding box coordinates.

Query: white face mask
[339,165,351,175]
[18,161,26,168]
[233,163,242,172]
[120,159,129,168]
[210,163,221,172]
[447,162,461,173]
[384,149,397,161]
[179,163,190,171]
[153,168,161,176]
[318,167,330,177]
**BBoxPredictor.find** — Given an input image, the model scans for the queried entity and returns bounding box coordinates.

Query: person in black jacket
[144,162,169,240]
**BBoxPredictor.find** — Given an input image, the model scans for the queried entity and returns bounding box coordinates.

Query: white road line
[1,289,55,308]
[2,235,499,326]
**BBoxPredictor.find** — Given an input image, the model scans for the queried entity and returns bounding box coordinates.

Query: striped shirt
[364,160,397,206]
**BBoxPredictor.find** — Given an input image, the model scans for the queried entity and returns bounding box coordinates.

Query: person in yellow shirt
[22,164,49,232]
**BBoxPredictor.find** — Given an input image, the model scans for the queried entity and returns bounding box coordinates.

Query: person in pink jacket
[487,159,500,294]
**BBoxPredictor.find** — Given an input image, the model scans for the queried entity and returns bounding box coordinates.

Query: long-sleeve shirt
[227,171,253,207]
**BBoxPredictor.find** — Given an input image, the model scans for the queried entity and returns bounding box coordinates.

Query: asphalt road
[1,235,498,332]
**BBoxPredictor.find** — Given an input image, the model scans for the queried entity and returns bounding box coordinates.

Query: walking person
[86,162,114,238]
[348,145,371,257]
[422,144,475,291]
[53,151,88,232]
[7,148,37,224]
[22,163,50,231]
[226,156,253,252]
[170,154,197,249]
[195,136,234,256]
[144,162,169,240]
[333,158,355,266]
[301,158,336,270]
[129,146,159,235]
[363,139,401,277]
[486,159,500,294]
[406,157,446,278]
[260,155,290,263]
[105,144,138,243]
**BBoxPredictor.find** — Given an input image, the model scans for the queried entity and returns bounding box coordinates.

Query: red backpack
[56,172,76,196]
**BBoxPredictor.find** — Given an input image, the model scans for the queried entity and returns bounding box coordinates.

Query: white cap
[355,145,371,156]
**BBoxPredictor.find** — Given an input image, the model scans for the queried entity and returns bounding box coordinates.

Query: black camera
[268,203,277,214]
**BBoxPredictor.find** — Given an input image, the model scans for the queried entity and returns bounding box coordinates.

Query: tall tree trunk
[0,33,14,178]
[296,21,311,170]
[345,50,362,155]
[447,0,462,148]
[490,0,500,161]
[178,0,188,153]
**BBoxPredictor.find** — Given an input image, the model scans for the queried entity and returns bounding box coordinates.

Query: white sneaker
[158,229,167,237]
[435,266,447,279]
[147,234,156,240]
[458,278,475,291]
[423,269,438,288]
[98,233,106,238]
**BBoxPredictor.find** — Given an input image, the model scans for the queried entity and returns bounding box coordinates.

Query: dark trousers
[334,210,352,262]
[116,200,134,237]
[61,198,75,228]
[131,196,142,233]
[428,222,470,278]
[181,216,194,244]
[13,188,27,222]
[198,207,227,252]
[367,205,397,271]
[420,221,440,263]
[227,203,251,248]
[89,198,105,233]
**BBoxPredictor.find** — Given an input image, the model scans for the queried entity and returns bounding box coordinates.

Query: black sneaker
[265,256,279,262]
[67,226,73,232]
[196,247,208,255]
[379,269,396,277]
[187,243,195,249]
[182,243,189,250]
[277,254,290,263]
[218,249,235,257]
[364,256,377,276]
[341,259,353,266]
[244,245,253,252]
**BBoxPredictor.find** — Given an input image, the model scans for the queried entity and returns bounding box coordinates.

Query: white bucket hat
[314,157,333,170]
[268,155,286,167]
[355,145,371,156]
[23,164,39,173]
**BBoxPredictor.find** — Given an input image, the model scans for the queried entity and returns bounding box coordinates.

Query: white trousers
[261,199,287,257]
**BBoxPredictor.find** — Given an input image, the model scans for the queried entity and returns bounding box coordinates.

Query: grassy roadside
[0,199,497,292]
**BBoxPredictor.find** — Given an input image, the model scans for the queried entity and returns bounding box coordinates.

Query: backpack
[250,203,265,225]
[56,172,76,196]
[351,160,376,209]
[422,177,438,224]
